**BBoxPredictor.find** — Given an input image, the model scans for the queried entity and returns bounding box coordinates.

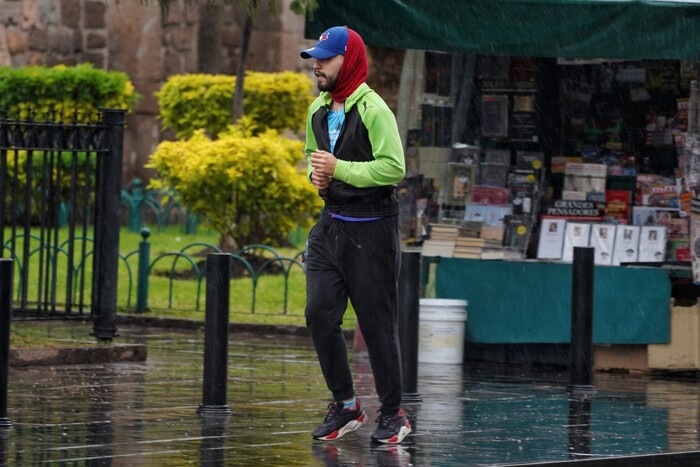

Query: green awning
[306,0,700,60]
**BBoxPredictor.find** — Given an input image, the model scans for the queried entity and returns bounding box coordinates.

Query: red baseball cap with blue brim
[300,26,348,59]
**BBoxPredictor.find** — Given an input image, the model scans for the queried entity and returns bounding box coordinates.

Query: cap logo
[319,32,329,41]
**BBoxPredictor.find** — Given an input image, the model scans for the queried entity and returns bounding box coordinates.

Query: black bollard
[399,251,422,403]
[567,396,592,459]
[0,259,13,429]
[198,254,232,416]
[199,413,228,466]
[569,247,595,394]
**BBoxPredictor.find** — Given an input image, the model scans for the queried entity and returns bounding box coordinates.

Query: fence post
[92,108,126,341]
[136,228,151,313]
[198,253,232,416]
[127,178,144,233]
[0,259,13,430]
[399,250,422,403]
[569,246,596,394]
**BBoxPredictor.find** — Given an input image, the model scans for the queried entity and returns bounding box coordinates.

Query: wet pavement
[3,321,700,466]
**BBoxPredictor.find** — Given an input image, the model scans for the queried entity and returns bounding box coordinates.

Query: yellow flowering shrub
[147,121,322,248]
[155,71,314,139]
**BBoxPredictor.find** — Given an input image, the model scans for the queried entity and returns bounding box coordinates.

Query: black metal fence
[0,108,125,339]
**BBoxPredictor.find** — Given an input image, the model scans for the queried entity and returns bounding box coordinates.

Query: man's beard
[317,73,337,92]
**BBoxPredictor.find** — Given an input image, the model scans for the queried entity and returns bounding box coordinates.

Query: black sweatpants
[305,213,403,414]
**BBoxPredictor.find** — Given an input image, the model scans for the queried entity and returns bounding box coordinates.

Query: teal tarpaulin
[306,0,700,59]
[435,258,671,344]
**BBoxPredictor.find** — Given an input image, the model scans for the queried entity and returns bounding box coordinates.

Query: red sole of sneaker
[372,420,412,444]
[315,411,368,441]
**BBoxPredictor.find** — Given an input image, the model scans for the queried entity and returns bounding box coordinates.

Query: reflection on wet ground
[2,321,700,466]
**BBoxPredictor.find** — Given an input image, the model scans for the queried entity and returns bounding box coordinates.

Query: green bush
[0,63,138,121]
[155,71,314,139]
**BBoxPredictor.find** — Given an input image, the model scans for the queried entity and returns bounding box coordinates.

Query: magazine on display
[589,223,617,265]
[536,218,566,259]
[562,222,591,262]
[638,226,667,262]
[612,225,641,266]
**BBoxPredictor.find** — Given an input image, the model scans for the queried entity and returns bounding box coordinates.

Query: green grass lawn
[5,224,357,330]
[118,225,355,328]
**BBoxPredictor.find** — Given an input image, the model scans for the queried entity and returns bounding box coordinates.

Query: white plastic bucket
[418,298,468,364]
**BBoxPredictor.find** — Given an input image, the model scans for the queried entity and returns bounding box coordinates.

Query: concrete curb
[8,316,353,367]
[115,314,355,339]
[9,343,147,368]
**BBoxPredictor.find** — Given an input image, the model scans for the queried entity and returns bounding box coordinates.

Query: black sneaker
[312,400,367,441]
[370,408,412,444]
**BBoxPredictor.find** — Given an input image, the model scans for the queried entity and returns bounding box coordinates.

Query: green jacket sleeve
[304,102,320,183]
[333,104,406,188]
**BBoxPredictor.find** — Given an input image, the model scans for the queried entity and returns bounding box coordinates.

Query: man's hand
[311,169,332,190]
[310,150,338,179]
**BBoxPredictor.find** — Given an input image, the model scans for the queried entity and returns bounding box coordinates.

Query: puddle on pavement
[2,321,700,465]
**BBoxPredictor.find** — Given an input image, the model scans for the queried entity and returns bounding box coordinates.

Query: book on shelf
[472,185,510,205]
[669,238,690,262]
[464,203,489,222]
[635,174,679,208]
[458,221,483,238]
[563,175,606,196]
[446,163,477,206]
[551,156,582,174]
[428,223,461,240]
[631,206,681,226]
[510,181,535,215]
[605,190,633,224]
[564,162,606,199]
[562,190,587,201]
[611,225,641,266]
[484,149,511,165]
[480,249,506,260]
[562,222,591,262]
[479,163,509,187]
[543,200,604,221]
[565,162,607,178]
[480,224,505,242]
[589,223,616,265]
[485,205,512,226]
[638,226,667,262]
[503,215,530,251]
[509,167,538,185]
[451,143,480,165]
[516,150,544,170]
[536,218,566,260]
[453,236,502,259]
[421,239,456,257]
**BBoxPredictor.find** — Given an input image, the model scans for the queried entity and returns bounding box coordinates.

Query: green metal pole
[136,228,151,313]
[128,178,143,233]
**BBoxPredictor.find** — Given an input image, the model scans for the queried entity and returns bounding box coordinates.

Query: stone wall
[0,0,315,182]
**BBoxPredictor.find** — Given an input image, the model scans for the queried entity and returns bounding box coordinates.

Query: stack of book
[421,223,460,257]
[453,236,486,259]
[453,236,505,259]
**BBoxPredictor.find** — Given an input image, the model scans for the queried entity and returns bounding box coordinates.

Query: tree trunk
[233,3,255,122]
[197,4,224,74]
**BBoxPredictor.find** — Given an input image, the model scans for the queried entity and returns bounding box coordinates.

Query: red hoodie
[330,27,368,103]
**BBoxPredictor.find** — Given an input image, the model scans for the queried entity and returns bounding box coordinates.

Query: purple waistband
[329,213,382,222]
